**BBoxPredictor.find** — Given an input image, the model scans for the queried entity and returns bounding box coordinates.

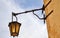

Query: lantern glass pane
[11,24,15,33]
[16,24,20,33]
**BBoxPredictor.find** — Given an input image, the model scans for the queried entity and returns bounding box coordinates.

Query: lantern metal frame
[8,21,21,37]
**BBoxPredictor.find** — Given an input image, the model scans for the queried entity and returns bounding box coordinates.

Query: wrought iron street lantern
[8,21,21,37]
[8,0,53,37]
[8,13,21,37]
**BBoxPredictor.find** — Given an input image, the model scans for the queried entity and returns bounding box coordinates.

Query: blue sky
[14,0,43,9]
[0,0,48,38]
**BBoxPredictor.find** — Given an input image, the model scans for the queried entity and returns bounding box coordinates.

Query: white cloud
[0,0,48,38]
[0,0,24,38]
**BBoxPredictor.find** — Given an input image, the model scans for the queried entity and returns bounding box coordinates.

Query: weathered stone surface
[44,0,60,38]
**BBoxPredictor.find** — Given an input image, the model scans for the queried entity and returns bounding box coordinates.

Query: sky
[0,0,48,38]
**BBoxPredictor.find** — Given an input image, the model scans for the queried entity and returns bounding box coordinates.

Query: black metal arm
[12,0,53,23]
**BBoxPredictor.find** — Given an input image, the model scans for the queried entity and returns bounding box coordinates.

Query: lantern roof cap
[8,21,21,26]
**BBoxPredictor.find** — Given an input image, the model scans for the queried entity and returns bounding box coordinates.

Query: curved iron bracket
[12,12,18,22]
